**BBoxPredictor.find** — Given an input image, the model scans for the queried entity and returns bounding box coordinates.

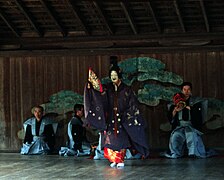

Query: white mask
[110,70,119,83]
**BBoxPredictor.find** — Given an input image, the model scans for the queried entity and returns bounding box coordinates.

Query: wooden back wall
[0,51,223,151]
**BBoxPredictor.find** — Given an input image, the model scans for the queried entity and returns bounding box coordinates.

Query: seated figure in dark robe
[165,82,215,158]
[20,106,58,155]
[59,104,91,156]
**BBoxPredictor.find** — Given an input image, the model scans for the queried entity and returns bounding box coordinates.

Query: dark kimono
[69,115,85,151]
[166,96,208,158]
[84,82,149,159]
[20,117,58,155]
[59,116,90,156]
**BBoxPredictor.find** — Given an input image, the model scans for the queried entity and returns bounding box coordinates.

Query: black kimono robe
[84,82,149,157]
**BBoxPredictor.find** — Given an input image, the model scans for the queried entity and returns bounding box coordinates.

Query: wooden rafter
[173,0,186,33]
[1,32,223,45]
[120,1,138,35]
[14,0,43,37]
[0,9,20,37]
[93,1,113,35]
[1,44,224,57]
[199,0,210,32]
[40,0,66,37]
[145,1,161,33]
[66,0,89,35]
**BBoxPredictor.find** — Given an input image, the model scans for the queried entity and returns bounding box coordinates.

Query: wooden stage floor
[0,153,223,180]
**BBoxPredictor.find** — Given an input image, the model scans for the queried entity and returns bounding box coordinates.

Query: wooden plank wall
[0,51,223,151]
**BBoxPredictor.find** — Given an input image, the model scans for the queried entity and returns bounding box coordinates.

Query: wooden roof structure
[0,0,224,54]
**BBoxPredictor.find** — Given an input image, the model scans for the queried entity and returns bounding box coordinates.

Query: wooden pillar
[0,58,7,150]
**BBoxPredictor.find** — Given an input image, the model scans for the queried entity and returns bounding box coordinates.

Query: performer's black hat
[109,56,122,79]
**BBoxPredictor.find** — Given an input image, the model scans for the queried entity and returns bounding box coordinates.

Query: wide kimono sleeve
[70,117,84,146]
[42,118,58,151]
[84,83,107,131]
[23,125,33,144]
[121,88,150,157]
[167,103,179,130]
[23,118,33,144]
[190,97,208,131]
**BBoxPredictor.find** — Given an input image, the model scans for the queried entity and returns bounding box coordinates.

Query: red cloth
[173,93,185,105]
[104,147,126,163]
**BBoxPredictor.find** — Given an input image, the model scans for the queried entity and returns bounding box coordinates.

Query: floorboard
[0,153,223,180]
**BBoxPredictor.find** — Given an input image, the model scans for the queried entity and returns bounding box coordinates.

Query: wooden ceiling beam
[66,0,90,35]
[0,9,20,37]
[173,0,186,33]
[199,0,210,32]
[145,1,161,33]
[40,0,66,37]
[14,0,43,37]
[93,1,114,35]
[120,1,138,35]
[1,32,224,45]
[1,45,224,57]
